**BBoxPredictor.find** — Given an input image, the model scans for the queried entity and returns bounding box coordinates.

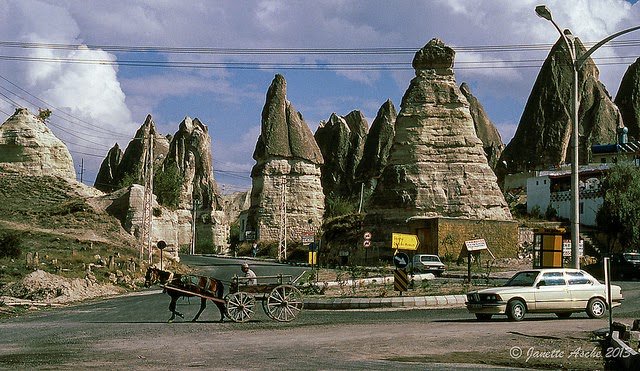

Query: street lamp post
[535,5,640,269]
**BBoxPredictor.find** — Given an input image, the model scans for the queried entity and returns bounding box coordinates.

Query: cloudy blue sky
[0,0,638,193]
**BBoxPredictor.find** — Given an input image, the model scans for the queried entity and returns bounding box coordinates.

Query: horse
[145,267,226,323]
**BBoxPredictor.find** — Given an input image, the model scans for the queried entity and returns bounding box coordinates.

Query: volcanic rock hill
[248,74,325,241]
[367,38,511,232]
[499,34,622,176]
[0,108,76,180]
[615,57,640,140]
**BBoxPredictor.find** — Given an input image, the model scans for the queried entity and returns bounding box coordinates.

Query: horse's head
[145,267,173,287]
[144,267,159,287]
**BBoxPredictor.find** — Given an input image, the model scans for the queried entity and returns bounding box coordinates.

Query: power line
[1,39,638,54]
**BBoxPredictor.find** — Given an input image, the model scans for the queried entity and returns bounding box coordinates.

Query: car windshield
[505,271,540,287]
[422,256,440,262]
[623,253,640,262]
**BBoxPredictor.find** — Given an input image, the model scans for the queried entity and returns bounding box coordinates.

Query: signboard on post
[391,233,419,250]
[302,232,314,246]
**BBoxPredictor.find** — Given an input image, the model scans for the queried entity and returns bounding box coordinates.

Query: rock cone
[499,34,621,175]
[315,110,368,198]
[0,108,75,180]
[249,74,324,242]
[615,57,640,140]
[368,39,511,228]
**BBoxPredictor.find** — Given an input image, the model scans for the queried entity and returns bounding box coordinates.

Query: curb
[303,294,466,310]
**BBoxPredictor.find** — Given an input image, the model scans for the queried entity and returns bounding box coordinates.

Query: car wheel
[586,297,606,319]
[555,312,572,319]
[507,299,526,321]
[475,313,492,321]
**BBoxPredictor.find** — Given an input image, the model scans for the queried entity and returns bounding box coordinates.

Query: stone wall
[407,217,518,259]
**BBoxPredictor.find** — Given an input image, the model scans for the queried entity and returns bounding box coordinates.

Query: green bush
[0,232,22,259]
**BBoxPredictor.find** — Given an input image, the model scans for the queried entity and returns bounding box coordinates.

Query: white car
[466,268,624,321]
[411,254,446,276]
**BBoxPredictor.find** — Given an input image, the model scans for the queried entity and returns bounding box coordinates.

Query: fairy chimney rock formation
[355,99,397,185]
[164,116,228,249]
[95,143,123,192]
[499,35,621,176]
[315,110,368,197]
[249,74,324,241]
[0,108,75,180]
[460,83,504,169]
[368,39,511,228]
[616,57,640,140]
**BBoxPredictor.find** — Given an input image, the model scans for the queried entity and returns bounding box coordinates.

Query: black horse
[145,267,226,323]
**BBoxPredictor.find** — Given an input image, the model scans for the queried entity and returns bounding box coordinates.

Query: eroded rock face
[368,39,511,226]
[95,144,123,192]
[249,74,324,241]
[163,116,228,250]
[499,35,621,175]
[98,115,170,190]
[315,110,368,197]
[97,115,228,252]
[616,57,640,140]
[355,99,397,185]
[460,83,504,169]
[0,108,75,180]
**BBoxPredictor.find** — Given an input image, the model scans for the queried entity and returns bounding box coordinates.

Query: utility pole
[278,176,287,262]
[78,158,84,184]
[140,128,154,263]
[191,198,200,255]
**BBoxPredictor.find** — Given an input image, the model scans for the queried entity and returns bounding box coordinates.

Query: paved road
[0,256,638,370]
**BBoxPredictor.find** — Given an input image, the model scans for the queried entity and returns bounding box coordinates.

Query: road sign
[363,240,371,248]
[302,232,314,246]
[394,269,408,292]
[393,252,410,269]
[392,233,419,250]
[363,232,372,240]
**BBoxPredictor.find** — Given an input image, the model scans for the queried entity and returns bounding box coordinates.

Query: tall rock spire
[368,38,511,226]
[499,34,621,176]
[315,110,368,198]
[249,74,324,242]
[616,57,640,140]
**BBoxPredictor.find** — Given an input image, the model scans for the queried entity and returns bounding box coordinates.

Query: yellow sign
[392,233,419,250]
[308,251,317,265]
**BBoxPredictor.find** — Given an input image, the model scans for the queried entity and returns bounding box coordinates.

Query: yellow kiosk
[532,228,566,268]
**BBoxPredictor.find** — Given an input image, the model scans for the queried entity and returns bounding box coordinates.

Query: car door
[534,272,570,310]
[566,271,597,309]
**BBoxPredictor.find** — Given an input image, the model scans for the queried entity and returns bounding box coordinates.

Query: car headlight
[482,294,501,302]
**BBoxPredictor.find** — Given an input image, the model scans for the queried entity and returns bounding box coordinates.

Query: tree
[37,108,52,123]
[596,161,640,253]
[153,163,184,209]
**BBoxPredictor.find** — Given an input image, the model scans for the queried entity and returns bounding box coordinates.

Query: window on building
[579,202,584,214]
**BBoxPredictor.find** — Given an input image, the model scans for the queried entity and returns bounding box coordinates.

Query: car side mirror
[536,281,545,288]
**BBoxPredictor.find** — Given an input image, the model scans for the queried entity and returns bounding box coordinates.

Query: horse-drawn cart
[146,267,304,323]
[225,274,304,323]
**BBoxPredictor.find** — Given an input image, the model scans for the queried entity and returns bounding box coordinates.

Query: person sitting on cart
[241,263,257,285]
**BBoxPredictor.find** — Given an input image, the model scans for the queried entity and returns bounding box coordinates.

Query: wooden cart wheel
[264,284,304,322]
[225,292,256,323]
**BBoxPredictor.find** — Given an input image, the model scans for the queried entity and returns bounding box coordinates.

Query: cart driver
[241,263,257,285]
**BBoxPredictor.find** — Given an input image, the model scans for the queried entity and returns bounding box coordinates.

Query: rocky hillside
[0,173,153,313]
